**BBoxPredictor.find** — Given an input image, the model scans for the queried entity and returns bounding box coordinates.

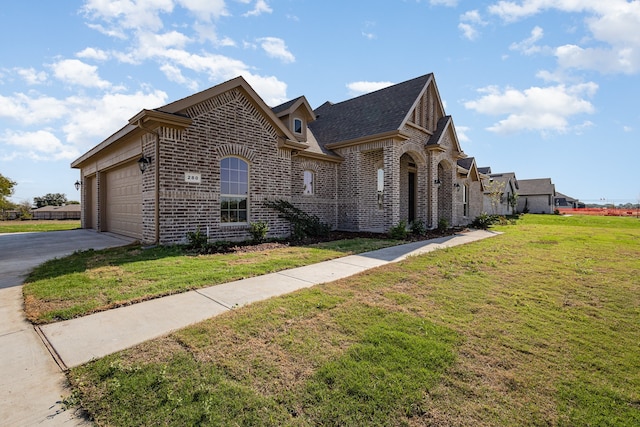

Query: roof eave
[325,130,410,150]
[128,109,193,130]
[293,150,343,163]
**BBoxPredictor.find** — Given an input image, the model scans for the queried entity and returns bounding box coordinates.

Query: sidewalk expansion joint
[194,290,234,310]
[34,326,68,372]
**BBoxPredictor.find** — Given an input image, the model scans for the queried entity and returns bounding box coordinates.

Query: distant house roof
[555,191,577,202]
[309,74,433,146]
[478,167,491,175]
[487,172,519,192]
[517,178,555,196]
[33,204,81,212]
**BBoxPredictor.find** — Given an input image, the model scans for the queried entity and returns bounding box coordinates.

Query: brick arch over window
[215,144,257,163]
[298,159,320,173]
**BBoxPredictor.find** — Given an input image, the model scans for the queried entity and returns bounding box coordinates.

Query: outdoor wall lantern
[138,155,151,173]
[434,178,442,186]
[74,180,82,191]
[453,183,461,190]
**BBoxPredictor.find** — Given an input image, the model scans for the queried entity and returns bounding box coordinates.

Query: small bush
[410,219,427,236]
[389,220,408,240]
[186,228,208,250]
[471,213,499,230]
[249,221,269,243]
[264,199,330,241]
[437,218,449,233]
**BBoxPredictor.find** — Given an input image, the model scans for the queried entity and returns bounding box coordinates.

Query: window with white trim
[294,118,303,134]
[303,170,314,195]
[220,157,248,223]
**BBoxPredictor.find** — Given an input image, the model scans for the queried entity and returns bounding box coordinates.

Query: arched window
[462,184,469,217]
[377,167,384,210]
[294,118,303,134]
[303,170,314,195]
[220,157,248,223]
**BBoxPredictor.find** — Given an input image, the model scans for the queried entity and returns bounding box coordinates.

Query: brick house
[516,178,556,214]
[72,73,475,244]
[482,172,519,215]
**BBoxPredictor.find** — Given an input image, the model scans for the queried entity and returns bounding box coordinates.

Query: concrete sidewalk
[0,230,136,427]
[39,229,499,370]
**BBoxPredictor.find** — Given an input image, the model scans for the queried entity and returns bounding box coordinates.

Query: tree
[0,173,17,211]
[485,180,505,215]
[33,193,68,208]
[507,192,519,214]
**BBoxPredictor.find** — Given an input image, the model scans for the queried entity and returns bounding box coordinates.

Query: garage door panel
[105,162,142,239]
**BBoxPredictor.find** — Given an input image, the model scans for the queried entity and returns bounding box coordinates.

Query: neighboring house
[516,178,556,214]
[32,204,81,220]
[456,157,484,222]
[72,73,475,245]
[482,172,519,215]
[554,192,584,208]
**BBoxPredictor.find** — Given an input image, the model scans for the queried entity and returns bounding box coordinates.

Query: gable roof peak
[309,73,435,146]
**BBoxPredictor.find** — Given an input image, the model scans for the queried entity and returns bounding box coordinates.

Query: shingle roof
[517,178,555,195]
[309,74,432,146]
[457,157,474,170]
[271,96,305,115]
[427,116,452,146]
[478,167,491,175]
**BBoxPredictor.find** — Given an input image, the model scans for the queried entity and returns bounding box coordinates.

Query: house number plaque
[184,172,201,183]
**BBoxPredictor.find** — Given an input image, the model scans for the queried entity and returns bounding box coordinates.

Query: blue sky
[1,0,639,205]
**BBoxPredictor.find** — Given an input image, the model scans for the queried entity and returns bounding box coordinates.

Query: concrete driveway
[0,229,135,426]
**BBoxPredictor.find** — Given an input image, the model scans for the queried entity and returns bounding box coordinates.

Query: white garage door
[104,161,142,239]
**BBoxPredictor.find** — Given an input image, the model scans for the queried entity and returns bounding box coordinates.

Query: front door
[408,171,416,223]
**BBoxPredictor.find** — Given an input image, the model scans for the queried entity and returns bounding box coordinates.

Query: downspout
[136,120,161,245]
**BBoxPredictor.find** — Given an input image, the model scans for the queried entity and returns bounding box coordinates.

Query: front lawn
[67,215,640,426]
[0,220,80,233]
[23,237,400,324]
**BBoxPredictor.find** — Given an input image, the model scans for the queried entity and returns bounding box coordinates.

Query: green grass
[67,215,640,426]
[23,238,399,323]
[0,219,80,233]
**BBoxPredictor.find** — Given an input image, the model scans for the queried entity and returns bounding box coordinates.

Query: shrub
[410,219,427,236]
[389,220,408,240]
[186,228,208,250]
[264,199,330,241]
[471,213,499,230]
[249,221,269,243]
[437,218,449,233]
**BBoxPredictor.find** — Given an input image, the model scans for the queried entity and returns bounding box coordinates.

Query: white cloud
[177,0,228,21]
[257,37,295,63]
[509,25,544,55]
[623,125,633,132]
[160,63,199,90]
[346,81,395,96]
[62,90,169,147]
[51,59,111,89]
[430,0,458,6]
[76,47,110,61]
[464,82,598,135]
[0,92,68,125]
[455,125,471,143]
[80,1,289,100]
[243,0,272,17]
[244,73,288,106]
[15,67,47,85]
[1,130,79,161]
[489,0,640,74]
[82,0,174,32]
[459,9,487,40]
